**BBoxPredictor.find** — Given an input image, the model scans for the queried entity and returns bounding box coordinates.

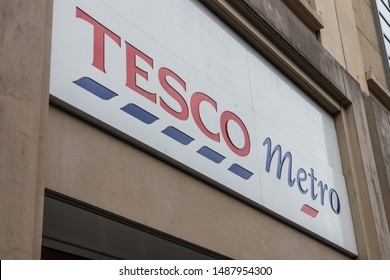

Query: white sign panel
[50,0,357,255]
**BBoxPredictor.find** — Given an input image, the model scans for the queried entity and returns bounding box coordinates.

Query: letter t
[76,7,121,72]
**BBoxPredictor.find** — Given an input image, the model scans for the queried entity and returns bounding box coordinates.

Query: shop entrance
[41,192,226,260]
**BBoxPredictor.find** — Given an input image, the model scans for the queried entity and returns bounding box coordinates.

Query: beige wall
[315,0,368,92]
[314,0,387,90]
[365,97,390,229]
[353,0,387,86]
[350,0,390,242]
[315,0,346,67]
[357,0,390,232]
[0,0,50,259]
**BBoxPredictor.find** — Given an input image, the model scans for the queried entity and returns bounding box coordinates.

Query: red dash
[301,204,319,218]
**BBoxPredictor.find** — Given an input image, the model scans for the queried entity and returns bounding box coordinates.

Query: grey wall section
[365,95,390,232]
[0,0,50,259]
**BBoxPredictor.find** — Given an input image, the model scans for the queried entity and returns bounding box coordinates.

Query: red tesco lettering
[76,6,250,157]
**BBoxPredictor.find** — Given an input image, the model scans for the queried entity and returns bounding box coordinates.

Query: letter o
[329,188,341,214]
[220,111,250,157]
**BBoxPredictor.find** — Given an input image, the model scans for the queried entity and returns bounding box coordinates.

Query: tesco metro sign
[50,0,357,255]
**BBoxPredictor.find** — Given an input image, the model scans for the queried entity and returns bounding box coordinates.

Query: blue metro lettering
[296,168,308,194]
[318,181,328,206]
[262,137,341,215]
[263,137,295,187]
[329,189,341,214]
[308,168,318,201]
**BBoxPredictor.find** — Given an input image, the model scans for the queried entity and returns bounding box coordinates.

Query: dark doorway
[42,191,228,260]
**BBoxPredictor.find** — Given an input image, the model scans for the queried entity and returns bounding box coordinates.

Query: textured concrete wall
[316,0,346,67]
[228,0,350,106]
[364,79,390,243]
[0,0,49,259]
[352,0,390,223]
[353,0,387,87]
[367,98,390,226]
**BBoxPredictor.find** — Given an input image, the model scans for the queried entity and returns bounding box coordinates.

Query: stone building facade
[1,0,390,259]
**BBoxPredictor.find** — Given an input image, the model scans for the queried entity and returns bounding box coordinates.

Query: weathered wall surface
[366,98,390,227]
[351,0,390,250]
[0,0,49,259]
[353,0,387,86]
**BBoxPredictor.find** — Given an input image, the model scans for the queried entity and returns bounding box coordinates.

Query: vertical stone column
[0,0,50,259]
